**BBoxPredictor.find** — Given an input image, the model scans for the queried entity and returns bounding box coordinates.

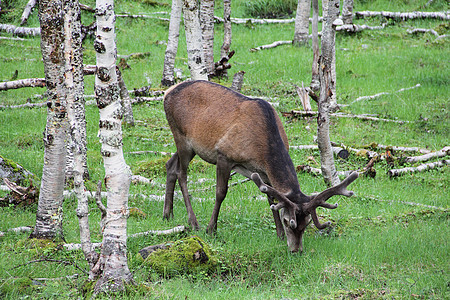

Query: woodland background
[0,0,449,298]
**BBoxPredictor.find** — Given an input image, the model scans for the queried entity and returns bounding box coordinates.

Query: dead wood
[231,71,245,92]
[129,225,186,238]
[117,52,152,60]
[79,3,95,12]
[133,86,164,97]
[250,40,292,52]
[296,164,354,177]
[0,36,26,41]
[295,83,312,111]
[0,23,40,36]
[388,160,449,177]
[355,10,450,21]
[283,110,409,124]
[20,0,37,26]
[131,175,152,185]
[290,145,349,160]
[336,23,386,33]
[340,84,421,107]
[401,146,450,165]
[0,78,45,90]
[138,243,169,260]
[116,13,169,21]
[132,96,164,103]
[210,50,235,78]
[0,226,33,237]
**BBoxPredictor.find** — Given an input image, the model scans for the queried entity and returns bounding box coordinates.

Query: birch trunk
[293,0,311,46]
[220,0,232,77]
[200,0,215,74]
[91,0,134,293]
[183,0,208,80]
[62,0,96,268]
[317,0,340,186]
[29,0,67,241]
[342,0,353,25]
[310,0,319,91]
[65,0,89,183]
[161,0,182,86]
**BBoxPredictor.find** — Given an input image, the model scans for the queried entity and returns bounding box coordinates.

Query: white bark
[310,0,319,91]
[182,0,208,80]
[116,68,134,126]
[402,147,450,164]
[388,160,450,177]
[20,0,37,25]
[30,0,67,240]
[63,0,95,268]
[342,0,353,25]
[0,23,41,36]
[317,0,340,186]
[161,0,182,86]
[355,10,450,21]
[293,0,311,46]
[340,84,421,107]
[0,78,45,90]
[200,0,215,74]
[92,0,134,293]
[250,40,291,52]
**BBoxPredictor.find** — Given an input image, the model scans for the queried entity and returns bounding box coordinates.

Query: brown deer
[163,80,358,252]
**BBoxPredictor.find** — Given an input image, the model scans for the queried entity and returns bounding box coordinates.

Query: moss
[141,236,220,277]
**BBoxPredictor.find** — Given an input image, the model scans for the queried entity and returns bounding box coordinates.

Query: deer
[162,80,358,253]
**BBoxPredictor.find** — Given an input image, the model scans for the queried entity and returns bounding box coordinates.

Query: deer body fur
[163,80,358,252]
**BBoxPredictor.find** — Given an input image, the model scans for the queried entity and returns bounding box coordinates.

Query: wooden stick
[0,23,40,36]
[20,0,37,25]
[129,225,186,238]
[340,84,421,107]
[388,160,450,177]
[283,110,409,124]
[0,78,45,90]
[250,40,292,52]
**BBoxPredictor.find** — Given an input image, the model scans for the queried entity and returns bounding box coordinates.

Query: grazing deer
[163,80,358,252]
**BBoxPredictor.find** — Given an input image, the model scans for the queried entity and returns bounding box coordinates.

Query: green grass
[1,0,449,299]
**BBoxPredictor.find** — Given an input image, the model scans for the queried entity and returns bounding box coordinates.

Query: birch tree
[161,0,182,86]
[293,0,311,46]
[183,0,208,80]
[62,0,96,269]
[342,0,354,25]
[91,0,134,292]
[200,0,215,74]
[322,0,338,111]
[29,0,67,240]
[310,0,319,91]
[317,0,341,186]
[220,0,232,77]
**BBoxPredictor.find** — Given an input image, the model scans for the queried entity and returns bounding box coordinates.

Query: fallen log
[340,84,421,107]
[296,164,354,177]
[283,110,409,124]
[290,145,349,159]
[401,146,449,164]
[0,78,45,91]
[0,226,33,237]
[20,0,37,25]
[388,160,449,177]
[336,23,386,33]
[0,23,40,36]
[250,40,292,52]
[355,10,450,21]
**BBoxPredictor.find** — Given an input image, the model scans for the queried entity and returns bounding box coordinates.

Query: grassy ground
[0,0,449,299]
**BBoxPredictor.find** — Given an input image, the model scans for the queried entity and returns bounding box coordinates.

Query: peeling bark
[0,78,45,90]
[355,10,450,21]
[161,0,182,86]
[342,0,353,25]
[388,160,449,177]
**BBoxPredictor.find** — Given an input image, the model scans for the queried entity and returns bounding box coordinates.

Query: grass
[0,0,449,299]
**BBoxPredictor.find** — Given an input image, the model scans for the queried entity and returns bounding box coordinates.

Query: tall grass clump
[244,0,297,19]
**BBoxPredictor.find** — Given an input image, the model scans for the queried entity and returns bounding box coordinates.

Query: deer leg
[163,152,179,220]
[177,149,200,230]
[207,154,233,234]
[268,195,285,239]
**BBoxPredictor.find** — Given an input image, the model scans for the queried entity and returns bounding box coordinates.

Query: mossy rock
[0,155,38,186]
[140,236,219,277]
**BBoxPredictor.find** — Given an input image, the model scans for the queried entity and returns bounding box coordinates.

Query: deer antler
[251,173,299,229]
[302,171,359,229]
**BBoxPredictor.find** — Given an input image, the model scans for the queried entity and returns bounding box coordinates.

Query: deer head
[163,80,358,253]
